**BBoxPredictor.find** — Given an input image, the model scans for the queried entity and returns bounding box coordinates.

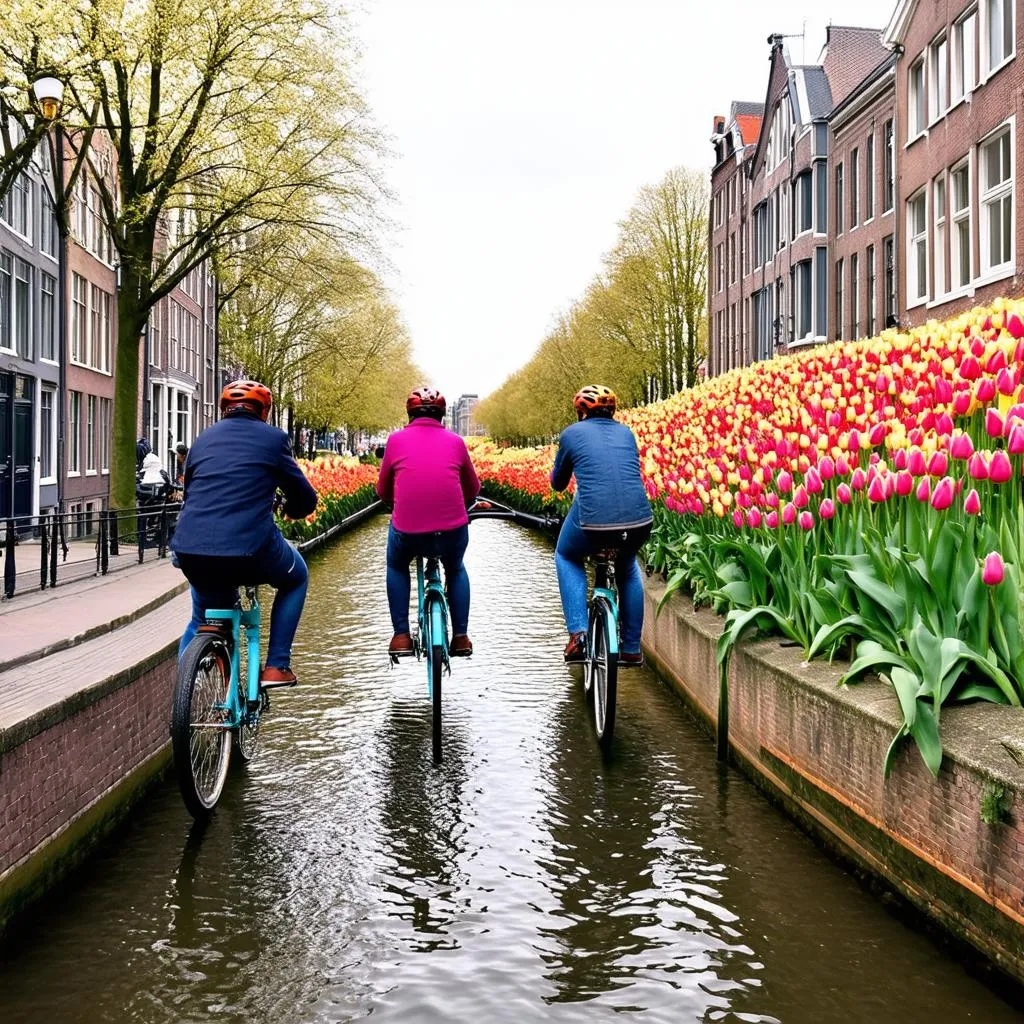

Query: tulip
[935,377,953,403]
[781,502,797,525]
[989,449,1012,484]
[850,467,867,490]
[968,452,989,480]
[952,391,973,416]
[875,372,889,392]
[893,448,908,470]
[836,482,853,504]
[869,423,887,446]
[935,412,955,436]
[982,552,1005,586]
[798,510,815,530]
[977,378,996,402]
[908,448,927,476]
[964,488,981,515]
[777,470,793,493]
[988,348,1008,373]
[847,429,862,453]
[868,476,888,502]
[927,451,948,476]
[997,368,1017,395]
[1007,313,1024,339]
[818,455,836,480]
[748,508,763,528]
[895,470,914,497]
[960,355,982,380]
[804,467,823,494]
[793,484,809,508]
[1008,424,1024,456]
[950,433,975,460]
[986,408,1004,437]
[971,336,987,357]
[916,477,931,502]
[931,477,954,510]
[766,510,779,528]
[733,510,744,528]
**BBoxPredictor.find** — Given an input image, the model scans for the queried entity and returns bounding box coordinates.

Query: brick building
[884,0,1020,324]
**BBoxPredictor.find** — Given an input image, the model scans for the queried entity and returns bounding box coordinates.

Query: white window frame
[100,397,111,474]
[850,148,860,228]
[86,394,97,475]
[979,120,1014,277]
[933,174,947,298]
[39,384,57,485]
[865,133,876,222]
[982,0,1015,80]
[950,158,973,291]
[40,271,57,364]
[850,253,860,340]
[907,190,929,307]
[929,33,948,123]
[908,56,927,141]
[952,10,977,104]
[68,390,82,477]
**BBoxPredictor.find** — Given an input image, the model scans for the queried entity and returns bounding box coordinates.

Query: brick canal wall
[642,576,1024,985]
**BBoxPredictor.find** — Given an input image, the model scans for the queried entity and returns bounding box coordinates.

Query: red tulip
[968,452,990,480]
[916,477,932,502]
[972,336,987,357]
[987,348,1007,373]
[896,470,914,497]
[950,433,975,460]
[960,355,982,380]
[989,450,1012,483]
[982,552,1005,586]
[869,423,887,446]
[1008,424,1024,455]
[836,483,853,504]
[986,409,1004,437]
[927,451,948,476]
[931,477,954,510]
[781,502,797,525]
[875,372,889,392]
[1007,312,1024,339]
[964,489,981,515]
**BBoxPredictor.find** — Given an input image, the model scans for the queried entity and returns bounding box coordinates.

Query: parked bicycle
[390,498,558,762]
[171,585,266,818]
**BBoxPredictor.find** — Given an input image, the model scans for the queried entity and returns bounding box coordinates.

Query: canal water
[1,518,1019,1023]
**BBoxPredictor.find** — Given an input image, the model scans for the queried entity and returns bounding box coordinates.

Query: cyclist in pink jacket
[377,387,481,657]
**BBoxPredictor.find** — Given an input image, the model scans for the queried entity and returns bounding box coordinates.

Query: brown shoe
[389,632,415,656]
[261,665,297,689]
[451,634,473,657]
[563,631,587,664]
[619,651,644,668]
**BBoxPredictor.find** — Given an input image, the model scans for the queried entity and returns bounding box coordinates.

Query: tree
[45,0,380,507]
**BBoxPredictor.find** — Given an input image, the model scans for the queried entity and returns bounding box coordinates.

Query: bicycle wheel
[424,597,444,762]
[232,634,262,764]
[171,634,233,818]
[587,598,618,754]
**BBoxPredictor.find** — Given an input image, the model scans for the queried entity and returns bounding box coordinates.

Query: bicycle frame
[415,556,449,692]
[591,559,620,657]
[204,588,262,726]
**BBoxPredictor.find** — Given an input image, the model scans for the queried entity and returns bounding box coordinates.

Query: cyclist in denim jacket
[550,385,653,666]
[172,380,317,688]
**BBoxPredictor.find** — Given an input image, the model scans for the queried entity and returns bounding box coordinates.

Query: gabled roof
[882,0,917,45]
[822,25,889,105]
[730,100,764,118]
[735,114,762,146]
[796,66,834,118]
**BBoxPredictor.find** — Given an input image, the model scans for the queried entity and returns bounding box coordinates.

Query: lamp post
[31,76,67,513]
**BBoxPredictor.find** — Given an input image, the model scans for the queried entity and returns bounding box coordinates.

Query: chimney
[713,115,725,134]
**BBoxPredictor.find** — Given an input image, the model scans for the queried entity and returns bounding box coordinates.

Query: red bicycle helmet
[407,386,446,417]
[220,379,273,421]
[573,384,616,418]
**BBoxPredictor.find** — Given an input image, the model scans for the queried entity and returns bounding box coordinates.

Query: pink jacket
[376,419,481,534]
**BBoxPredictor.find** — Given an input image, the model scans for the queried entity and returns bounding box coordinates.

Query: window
[0,173,31,237]
[71,273,87,363]
[74,176,88,243]
[851,148,860,225]
[884,119,895,211]
[866,134,875,220]
[835,162,844,233]
[985,0,1014,73]
[930,35,948,120]
[150,300,163,368]
[766,100,792,173]
[908,192,928,303]
[981,127,1013,272]
[850,253,860,339]
[953,12,977,101]
[40,273,56,361]
[40,387,56,481]
[835,258,844,339]
[883,235,896,325]
[13,258,30,359]
[715,244,723,292]
[794,260,812,339]
[934,176,947,296]
[100,398,111,472]
[794,172,812,234]
[815,164,828,232]
[729,232,736,283]
[909,58,926,138]
[40,190,58,259]
[87,395,97,473]
[150,383,162,454]
[951,161,972,288]
[69,391,82,474]
[177,391,190,446]
[0,254,8,351]
[101,291,112,373]
[866,244,876,336]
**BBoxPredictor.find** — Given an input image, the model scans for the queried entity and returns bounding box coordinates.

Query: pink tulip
[835,456,851,477]
[805,467,823,494]
[986,409,1004,437]
[748,508,763,528]
[968,452,990,480]
[988,348,1008,373]
[972,335,987,357]
[893,448,908,471]
[895,470,914,497]
[1016,338,1024,362]
[868,476,888,503]
[798,510,815,530]
[908,448,927,476]
[982,552,1005,586]
[766,492,780,508]
[989,450,1012,484]
[931,477,955,510]
[959,355,982,380]
[777,470,793,493]
[869,423,887,446]
[793,484,809,508]
[1007,312,1024,339]
[836,483,853,504]
[935,378,953,403]
[847,429,862,453]
[781,502,797,525]
[997,368,1016,395]
[850,468,867,491]
[1008,424,1024,455]
[950,433,975,460]
[733,510,744,528]
[977,378,996,402]
[928,451,948,476]
[818,455,836,480]
[819,498,836,520]
[875,372,889,392]
[964,489,981,516]
[952,391,973,416]
[916,477,932,502]
[936,412,955,436]
[766,510,779,528]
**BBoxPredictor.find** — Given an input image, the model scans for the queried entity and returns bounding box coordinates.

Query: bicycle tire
[588,598,618,754]
[232,635,261,764]
[431,642,443,762]
[171,634,233,818]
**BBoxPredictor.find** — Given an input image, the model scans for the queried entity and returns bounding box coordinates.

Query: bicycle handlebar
[467,499,561,533]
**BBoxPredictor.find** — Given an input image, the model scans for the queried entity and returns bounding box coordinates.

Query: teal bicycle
[171,585,267,818]
[583,549,620,754]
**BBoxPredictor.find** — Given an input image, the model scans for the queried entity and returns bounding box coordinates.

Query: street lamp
[31,77,64,122]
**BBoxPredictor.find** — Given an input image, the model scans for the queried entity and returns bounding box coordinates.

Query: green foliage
[980,782,1010,826]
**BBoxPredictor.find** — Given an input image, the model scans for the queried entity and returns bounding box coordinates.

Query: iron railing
[1,501,182,601]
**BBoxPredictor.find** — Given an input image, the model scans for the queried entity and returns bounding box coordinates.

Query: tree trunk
[112,271,147,510]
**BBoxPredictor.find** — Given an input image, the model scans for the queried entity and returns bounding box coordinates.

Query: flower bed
[277,457,380,543]
[472,300,1024,775]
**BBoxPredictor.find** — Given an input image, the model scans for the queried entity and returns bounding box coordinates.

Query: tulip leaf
[715,580,753,609]
[847,569,906,628]
[951,683,1010,705]
[889,666,922,730]
[808,615,868,661]
[840,647,911,687]
[656,569,689,614]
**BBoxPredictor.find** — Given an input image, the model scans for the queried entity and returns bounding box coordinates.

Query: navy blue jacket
[550,417,652,529]
[171,413,317,558]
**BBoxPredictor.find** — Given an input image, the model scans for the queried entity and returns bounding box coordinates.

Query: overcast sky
[353,0,897,401]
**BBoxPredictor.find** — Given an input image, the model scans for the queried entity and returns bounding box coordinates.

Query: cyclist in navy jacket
[550,385,653,667]
[172,380,317,688]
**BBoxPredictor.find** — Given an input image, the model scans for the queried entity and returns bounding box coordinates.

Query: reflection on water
[0,518,1019,1023]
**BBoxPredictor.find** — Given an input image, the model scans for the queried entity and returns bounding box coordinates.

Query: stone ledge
[642,575,1024,985]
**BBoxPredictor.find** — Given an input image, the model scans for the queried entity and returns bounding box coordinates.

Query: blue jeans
[386,524,470,635]
[176,534,309,669]
[554,506,648,655]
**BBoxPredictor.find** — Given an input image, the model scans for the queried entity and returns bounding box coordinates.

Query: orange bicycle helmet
[407,386,446,417]
[220,379,273,421]
[573,384,616,418]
